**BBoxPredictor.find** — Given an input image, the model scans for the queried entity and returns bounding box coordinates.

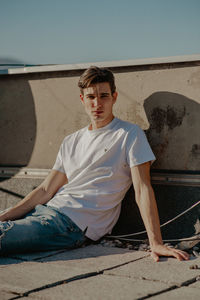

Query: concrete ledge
[1,54,200,75]
[1,168,200,186]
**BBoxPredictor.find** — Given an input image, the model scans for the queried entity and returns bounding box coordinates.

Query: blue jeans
[0,204,87,255]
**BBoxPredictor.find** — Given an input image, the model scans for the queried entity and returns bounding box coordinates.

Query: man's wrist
[0,208,12,222]
[0,214,7,222]
[149,240,164,249]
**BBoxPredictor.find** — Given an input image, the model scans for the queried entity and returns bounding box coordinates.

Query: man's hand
[150,244,190,262]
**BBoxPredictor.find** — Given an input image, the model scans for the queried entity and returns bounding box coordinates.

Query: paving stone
[189,279,200,289]
[39,245,149,266]
[38,246,148,275]
[0,246,147,295]
[0,289,19,300]
[2,245,199,300]
[150,286,200,299]
[20,274,170,300]
[105,256,200,285]
[3,244,146,263]
[0,262,75,294]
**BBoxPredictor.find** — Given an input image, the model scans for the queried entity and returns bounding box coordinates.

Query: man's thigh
[0,204,86,255]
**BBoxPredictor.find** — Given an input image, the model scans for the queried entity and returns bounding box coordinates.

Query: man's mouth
[93,110,103,114]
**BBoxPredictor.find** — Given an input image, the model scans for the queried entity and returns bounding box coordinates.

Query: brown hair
[78,66,116,95]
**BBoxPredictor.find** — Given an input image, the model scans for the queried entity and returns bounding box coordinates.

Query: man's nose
[93,96,101,107]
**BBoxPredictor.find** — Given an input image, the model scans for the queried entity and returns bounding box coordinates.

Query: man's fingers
[150,246,190,262]
[171,249,190,261]
[165,248,189,261]
[172,251,183,261]
[151,251,159,262]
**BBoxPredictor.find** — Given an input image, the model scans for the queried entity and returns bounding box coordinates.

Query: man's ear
[80,94,84,103]
[112,91,118,103]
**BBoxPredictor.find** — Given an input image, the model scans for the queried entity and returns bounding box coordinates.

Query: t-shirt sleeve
[126,125,156,168]
[52,143,65,173]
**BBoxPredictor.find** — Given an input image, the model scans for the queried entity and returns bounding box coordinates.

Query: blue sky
[0,0,200,65]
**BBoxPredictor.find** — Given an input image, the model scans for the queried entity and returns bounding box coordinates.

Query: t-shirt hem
[52,167,66,174]
[129,157,156,168]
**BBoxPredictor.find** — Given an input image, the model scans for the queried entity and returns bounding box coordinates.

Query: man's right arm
[0,170,68,222]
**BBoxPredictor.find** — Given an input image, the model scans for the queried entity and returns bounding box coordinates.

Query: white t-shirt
[47,118,155,240]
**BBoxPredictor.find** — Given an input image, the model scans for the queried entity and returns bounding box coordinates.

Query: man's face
[80,82,117,129]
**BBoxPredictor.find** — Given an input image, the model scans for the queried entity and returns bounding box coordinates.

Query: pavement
[0,243,200,300]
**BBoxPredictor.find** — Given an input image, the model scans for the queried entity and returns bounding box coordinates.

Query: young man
[0,66,189,262]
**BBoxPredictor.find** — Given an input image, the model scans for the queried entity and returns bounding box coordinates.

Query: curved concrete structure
[1,55,200,171]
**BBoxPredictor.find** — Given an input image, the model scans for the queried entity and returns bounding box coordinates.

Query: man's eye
[87,96,94,100]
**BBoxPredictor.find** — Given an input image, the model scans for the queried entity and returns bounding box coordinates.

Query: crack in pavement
[7,254,149,299]
[0,188,24,199]
[7,253,199,300]
[9,271,102,299]
[136,276,200,299]
[104,272,173,284]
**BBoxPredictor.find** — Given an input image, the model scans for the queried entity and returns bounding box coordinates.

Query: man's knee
[0,221,14,254]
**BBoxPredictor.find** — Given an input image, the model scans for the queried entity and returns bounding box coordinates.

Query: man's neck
[89,115,115,130]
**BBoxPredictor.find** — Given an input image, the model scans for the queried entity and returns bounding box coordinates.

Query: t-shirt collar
[87,117,118,134]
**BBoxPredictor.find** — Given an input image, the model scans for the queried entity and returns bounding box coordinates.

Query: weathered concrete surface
[151,286,200,299]
[0,245,200,300]
[0,246,146,294]
[189,279,200,288]
[1,62,200,171]
[0,291,16,300]
[104,255,200,286]
[23,274,170,300]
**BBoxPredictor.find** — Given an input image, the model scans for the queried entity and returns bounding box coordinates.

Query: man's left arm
[131,162,189,262]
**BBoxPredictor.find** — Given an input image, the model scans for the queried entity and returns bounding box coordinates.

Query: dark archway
[0,58,37,180]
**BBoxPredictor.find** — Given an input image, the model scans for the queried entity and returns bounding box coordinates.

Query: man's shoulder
[62,126,87,144]
[116,118,141,133]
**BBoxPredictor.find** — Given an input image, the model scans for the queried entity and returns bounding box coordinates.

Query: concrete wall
[1,59,200,171]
